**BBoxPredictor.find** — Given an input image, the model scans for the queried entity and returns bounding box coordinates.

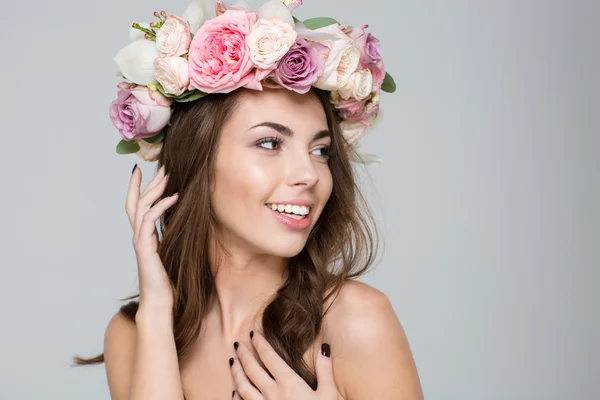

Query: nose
[285,148,320,188]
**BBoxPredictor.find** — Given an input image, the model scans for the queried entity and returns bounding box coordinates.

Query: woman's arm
[104,306,184,400]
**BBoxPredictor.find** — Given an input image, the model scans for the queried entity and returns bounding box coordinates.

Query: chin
[261,239,308,258]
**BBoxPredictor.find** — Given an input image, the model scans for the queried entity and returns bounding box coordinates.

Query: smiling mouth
[265,204,310,220]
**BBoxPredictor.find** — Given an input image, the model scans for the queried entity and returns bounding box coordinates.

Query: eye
[256,136,283,151]
[312,146,333,161]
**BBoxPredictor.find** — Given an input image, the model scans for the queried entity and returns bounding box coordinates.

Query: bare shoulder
[323,280,424,400]
[104,312,137,400]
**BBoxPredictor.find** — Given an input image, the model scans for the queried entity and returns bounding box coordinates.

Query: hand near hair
[126,164,179,311]
[231,331,339,400]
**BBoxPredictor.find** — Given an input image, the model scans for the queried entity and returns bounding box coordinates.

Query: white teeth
[266,203,310,216]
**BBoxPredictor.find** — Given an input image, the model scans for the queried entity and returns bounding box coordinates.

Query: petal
[257,0,294,27]
[350,150,383,164]
[182,0,208,34]
[220,0,251,11]
[295,21,337,41]
[114,40,159,85]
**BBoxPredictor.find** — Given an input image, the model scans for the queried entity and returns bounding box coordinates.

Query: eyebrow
[249,121,331,141]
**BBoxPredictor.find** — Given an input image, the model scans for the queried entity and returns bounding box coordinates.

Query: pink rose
[156,15,191,58]
[331,93,370,125]
[369,60,386,93]
[188,10,264,93]
[109,82,173,141]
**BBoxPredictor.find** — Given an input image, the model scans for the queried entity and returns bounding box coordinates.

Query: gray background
[1,0,597,398]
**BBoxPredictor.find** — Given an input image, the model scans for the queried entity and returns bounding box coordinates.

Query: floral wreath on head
[109,0,396,164]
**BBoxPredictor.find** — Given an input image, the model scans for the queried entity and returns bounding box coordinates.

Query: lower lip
[266,205,311,230]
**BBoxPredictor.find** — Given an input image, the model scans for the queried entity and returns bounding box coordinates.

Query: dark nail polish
[233,341,239,350]
[229,357,234,367]
[232,390,235,397]
[131,164,137,174]
[321,343,330,358]
[250,331,254,339]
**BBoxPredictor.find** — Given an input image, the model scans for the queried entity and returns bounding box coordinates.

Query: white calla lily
[183,0,208,34]
[295,21,337,42]
[113,40,159,85]
[129,21,152,42]
[219,0,251,11]
[350,149,383,164]
[257,0,294,27]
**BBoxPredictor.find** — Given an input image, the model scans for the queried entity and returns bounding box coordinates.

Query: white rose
[136,140,163,162]
[338,69,373,101]
[339,120,368,145]
[247,18,297,69]
[154,56,190,96]
[156,15,191,58]
[313,24,360,91]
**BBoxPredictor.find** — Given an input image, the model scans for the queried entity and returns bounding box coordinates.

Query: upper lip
[266,199,314,209]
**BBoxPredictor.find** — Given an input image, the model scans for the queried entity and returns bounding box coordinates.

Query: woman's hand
[125,164,179,311]
[230,331,338,400]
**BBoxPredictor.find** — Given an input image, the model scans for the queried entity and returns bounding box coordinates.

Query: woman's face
[211,88,333,258]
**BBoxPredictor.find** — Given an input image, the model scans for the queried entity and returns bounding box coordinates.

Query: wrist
[136,303,174,325]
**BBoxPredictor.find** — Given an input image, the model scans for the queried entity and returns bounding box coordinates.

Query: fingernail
[233,341,239,350]
[131,164,137,174]
[249,330,254,339]
[229,357,234,367]
[321,343,330,358]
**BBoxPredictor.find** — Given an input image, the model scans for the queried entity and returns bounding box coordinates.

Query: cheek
[212,151,279,219]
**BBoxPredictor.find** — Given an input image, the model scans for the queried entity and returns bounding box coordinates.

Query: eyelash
[255,136,333,161]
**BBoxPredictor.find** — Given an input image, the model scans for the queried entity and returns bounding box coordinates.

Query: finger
[235,341,276,395]
[134,173,170,241]
[125,164,142,229]
[251,330,296,383]
[141,165,166,198]
[230,357,263,400]
[232,390,242,400]
[137,193,179,243]
[315,343,337,396]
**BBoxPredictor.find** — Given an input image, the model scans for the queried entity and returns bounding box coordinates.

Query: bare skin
[104,88,424,400]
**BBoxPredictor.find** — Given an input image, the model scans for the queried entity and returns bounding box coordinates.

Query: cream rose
[339,120,368,145]
[313,24,360,91]
[136,140,163,162]
[247,18,297,69]
[338,69,373,101]
[156,15,191,58]
[153,56,190,96]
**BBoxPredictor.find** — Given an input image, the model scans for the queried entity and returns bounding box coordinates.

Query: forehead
[224,88,329,136]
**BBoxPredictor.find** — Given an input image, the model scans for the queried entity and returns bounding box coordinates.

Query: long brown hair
[73,88,381,390]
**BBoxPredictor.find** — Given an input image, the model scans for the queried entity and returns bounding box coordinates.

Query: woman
[74,1,424,399]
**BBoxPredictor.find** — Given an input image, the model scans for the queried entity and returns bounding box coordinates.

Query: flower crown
[110,0,396,164]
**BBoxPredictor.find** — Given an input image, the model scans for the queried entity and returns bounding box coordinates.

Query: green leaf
[142,131,165,144]
[173,90,208,102]
[154,81,169,97]
[381,72,396,93]
[116,140,140,155]
[302,17,339,30]
[292,16,300,24]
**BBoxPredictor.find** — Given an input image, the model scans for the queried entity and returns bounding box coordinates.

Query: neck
[207,233,289,343]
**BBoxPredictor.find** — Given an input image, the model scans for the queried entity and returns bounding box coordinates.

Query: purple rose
[272,38,328,94]
[109,82,173,141]
[365,33,382,63]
